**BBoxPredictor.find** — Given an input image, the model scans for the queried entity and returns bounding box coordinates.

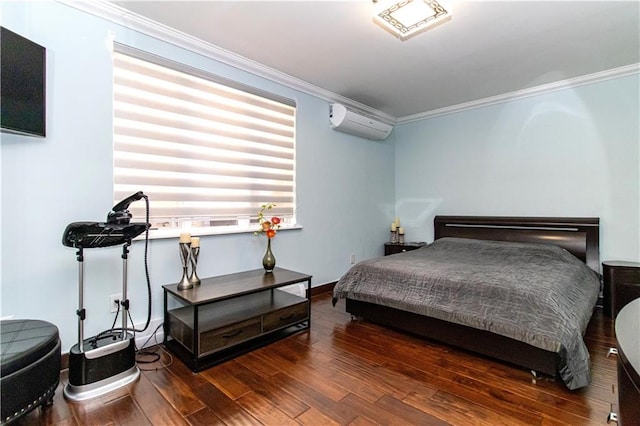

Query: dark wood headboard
[434,216,600,273]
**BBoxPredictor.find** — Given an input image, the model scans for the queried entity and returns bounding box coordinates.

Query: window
[113,45,296,237]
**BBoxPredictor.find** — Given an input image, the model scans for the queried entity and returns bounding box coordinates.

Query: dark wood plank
[199,363,252,400]
[100,395,151,426]
[374,394,450,426]
[340,393,442,425]
[235,391,300,425]
[229,359,311,418]
[188,377,259,425]
[128,371,189,425]
[403,390,522,426]
[184,408,226,426]
[318,358,389,403]
[295,407,340,425]
[254,343,351,403]
[142,366,205,417]
[268,371,359,424]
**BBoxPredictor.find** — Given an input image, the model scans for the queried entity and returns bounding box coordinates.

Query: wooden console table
[163,267,312,372]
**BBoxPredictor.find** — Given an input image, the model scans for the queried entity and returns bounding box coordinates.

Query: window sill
[136,224,303,241]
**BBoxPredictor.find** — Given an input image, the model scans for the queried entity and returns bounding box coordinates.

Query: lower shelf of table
[165,321,309,372]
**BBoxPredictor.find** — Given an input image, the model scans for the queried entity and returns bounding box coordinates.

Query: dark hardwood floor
[16,293,617,425]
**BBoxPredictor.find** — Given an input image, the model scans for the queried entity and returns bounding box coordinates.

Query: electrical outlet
[109,294,122,313]
[350,253,356,264]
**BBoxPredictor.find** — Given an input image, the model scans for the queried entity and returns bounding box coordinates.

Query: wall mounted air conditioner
[329,103,393,141]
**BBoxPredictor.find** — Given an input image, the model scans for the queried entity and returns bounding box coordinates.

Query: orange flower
[254,203,282,239]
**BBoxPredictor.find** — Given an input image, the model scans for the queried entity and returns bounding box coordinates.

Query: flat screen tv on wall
[1,27,46,137]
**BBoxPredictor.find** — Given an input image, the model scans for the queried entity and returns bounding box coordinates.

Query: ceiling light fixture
[373,0,452,41]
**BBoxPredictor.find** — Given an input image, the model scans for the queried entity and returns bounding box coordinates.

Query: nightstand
[602,261,640,318]
[384,242,426,256]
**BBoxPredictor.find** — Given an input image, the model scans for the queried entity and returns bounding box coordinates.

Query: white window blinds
[112,45,296,232]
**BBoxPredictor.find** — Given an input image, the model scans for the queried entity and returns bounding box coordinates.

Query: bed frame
[345,216,600,379]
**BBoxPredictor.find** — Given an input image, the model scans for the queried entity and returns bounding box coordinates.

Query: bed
[332,216,601,390]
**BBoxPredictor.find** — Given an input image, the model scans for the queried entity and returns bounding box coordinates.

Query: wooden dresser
[611,297,640,425]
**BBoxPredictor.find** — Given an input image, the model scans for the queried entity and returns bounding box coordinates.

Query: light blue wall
[395,74,640,264]
[0,2,396,350]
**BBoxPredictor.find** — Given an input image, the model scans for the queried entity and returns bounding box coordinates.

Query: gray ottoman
[1,319,61,424]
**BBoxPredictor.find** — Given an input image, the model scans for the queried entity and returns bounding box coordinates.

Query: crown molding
[397,63,640,124]
[56,0,397,124]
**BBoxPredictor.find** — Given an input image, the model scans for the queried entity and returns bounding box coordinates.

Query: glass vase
[262,238,276,272]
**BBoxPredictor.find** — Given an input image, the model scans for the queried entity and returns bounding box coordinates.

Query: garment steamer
[61,192,149,401]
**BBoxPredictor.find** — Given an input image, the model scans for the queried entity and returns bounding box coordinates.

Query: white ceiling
[109,1,640,121]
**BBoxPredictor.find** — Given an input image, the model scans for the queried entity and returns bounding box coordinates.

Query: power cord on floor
[135,322,173,371]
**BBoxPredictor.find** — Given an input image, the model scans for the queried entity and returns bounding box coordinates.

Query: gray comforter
[333,237,600,390]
